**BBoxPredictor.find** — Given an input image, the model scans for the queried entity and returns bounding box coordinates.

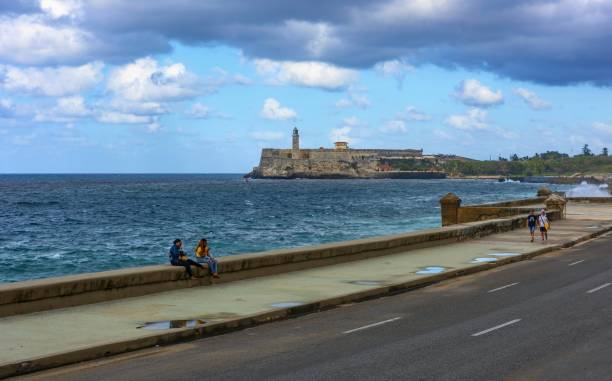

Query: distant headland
[246,128,612,184]
[246,127,469,179]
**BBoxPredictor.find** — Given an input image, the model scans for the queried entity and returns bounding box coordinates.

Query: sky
[1,0,612,173]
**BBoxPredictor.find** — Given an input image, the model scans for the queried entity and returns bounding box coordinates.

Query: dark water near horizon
[0,174,570,283]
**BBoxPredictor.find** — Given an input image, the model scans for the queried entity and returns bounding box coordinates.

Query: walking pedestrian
[537,209,550,242]
[527,209,537,242]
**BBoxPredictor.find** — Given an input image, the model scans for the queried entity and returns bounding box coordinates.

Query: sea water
[0,174,569,283]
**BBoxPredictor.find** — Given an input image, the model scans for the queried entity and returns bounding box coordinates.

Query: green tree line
[443,146,612,176]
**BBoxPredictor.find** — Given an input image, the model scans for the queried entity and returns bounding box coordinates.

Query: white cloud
[250,131,284,141]
[39,0,83,20]
[454,79,504,107]
[593,122,612,134]
[107,100,168,116]
[254,59,357,90]
[0,98,14,118]
[341,116,362,128]
[445,108,489,130]
[0,62,103,96]
[335,92,371,109]
[377,106,430,134]
[513,88,550,110]
[494,127,518,140]
[147,122,162,133]
[205,67,253,88]
[380,119,408,133]
[433,129,453,140]
[283,20,340,58]
[374,59,414,88]
[34,96,91,123]
[403,106,431,121]
[56,96,90,117]
[330,116,363,143]
[187,103,212,119]
[260,98,297,120]
[373,0,454,21]
[0,15,92,65]
[0,98,12,109]
[185,102,228,119]
[97,111,152,124]
[107,57,200,102]
[330,126,353,142]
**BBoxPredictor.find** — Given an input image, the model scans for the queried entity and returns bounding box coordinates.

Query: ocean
[0,174,569,283]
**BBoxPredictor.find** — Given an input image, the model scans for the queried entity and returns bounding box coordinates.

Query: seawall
[0,208,557,318]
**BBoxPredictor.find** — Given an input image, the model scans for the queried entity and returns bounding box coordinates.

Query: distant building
[249,127,444,179]
[334,141,349,150]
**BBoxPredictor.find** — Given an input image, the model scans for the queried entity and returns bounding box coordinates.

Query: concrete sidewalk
[1,202,612,377]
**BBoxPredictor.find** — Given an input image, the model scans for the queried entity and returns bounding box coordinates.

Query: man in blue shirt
[169,239,205,278]
[527,209,537,242]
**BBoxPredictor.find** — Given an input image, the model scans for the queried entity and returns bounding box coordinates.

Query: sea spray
[566,181,610,197]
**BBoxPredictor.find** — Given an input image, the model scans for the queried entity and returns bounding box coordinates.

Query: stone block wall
[0,210,555,318]
[440,191,565,226]
[457,207,534,223]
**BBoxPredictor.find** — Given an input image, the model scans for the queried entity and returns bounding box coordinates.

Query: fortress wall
[257,157,362,178]
[307,150,358,160]
[256,146,424,178]
[352,149,423,157]
[261,149,293,159]
[261,148,422,160]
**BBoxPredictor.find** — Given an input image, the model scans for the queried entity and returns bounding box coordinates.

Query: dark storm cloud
[14,0,612,85]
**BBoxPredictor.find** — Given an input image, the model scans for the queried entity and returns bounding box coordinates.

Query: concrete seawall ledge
[0,208,561,318]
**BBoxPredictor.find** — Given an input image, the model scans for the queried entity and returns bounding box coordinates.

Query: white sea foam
[566,181,610,197]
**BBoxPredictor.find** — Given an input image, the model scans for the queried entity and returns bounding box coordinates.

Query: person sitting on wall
[169,239,205,278]
[195,238,220,279]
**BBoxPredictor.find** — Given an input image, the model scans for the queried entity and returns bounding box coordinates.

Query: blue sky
[1,0,612,173]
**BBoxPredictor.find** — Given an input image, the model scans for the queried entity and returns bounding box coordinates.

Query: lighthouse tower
[292,127,300,158]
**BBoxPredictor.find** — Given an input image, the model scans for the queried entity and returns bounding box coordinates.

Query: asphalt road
[18,233,612,381]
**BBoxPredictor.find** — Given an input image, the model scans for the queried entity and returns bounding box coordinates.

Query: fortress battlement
[261,148,424,160]
[249,128,442,179]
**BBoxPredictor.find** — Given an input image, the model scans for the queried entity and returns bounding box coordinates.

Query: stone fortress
[248,127,453,179]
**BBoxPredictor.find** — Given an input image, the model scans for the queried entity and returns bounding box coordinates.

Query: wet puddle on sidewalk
[137,319,206,330]
[416,266,446,275]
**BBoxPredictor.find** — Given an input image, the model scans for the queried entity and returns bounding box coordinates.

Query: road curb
[2,225,612,379]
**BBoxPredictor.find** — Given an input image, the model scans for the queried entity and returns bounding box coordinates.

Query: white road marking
[487,282,519,293]
[342,317,402,334]
[568,260,585,266]
[587,283,611,294]
[471,319,521,337]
